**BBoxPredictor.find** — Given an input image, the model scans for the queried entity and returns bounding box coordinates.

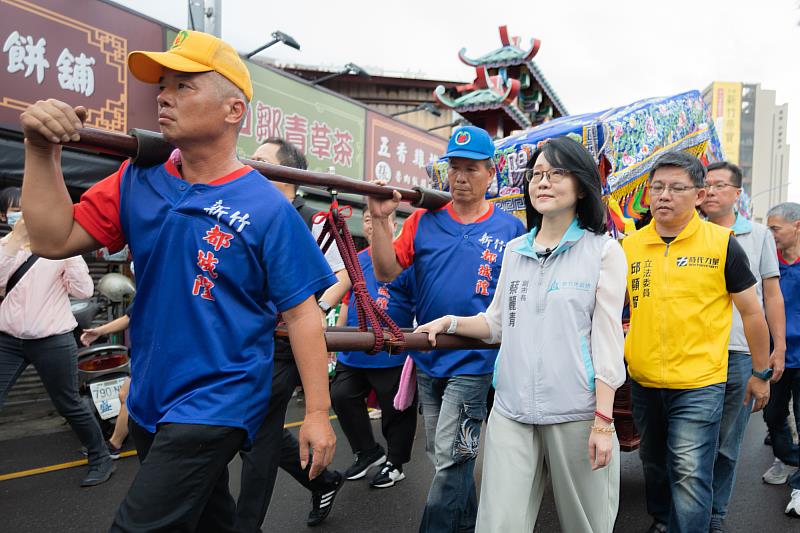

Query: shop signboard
[239,63,366,177]
[364,110,447,188]
[0,0,162,133]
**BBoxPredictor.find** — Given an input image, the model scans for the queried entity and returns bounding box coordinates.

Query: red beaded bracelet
[594,410,614,424]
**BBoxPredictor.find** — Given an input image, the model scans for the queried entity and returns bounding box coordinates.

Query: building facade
[703,82,791,222]
[271,64,460,138]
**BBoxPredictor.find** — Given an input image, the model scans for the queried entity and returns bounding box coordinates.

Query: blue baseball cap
[444,126,495,160]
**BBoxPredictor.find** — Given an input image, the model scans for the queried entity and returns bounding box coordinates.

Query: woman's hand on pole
[414,316,451,347]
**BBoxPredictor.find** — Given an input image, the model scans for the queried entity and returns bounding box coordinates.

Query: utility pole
[187,0,205,32]
[205,0,222,37]
[187,0,221,37]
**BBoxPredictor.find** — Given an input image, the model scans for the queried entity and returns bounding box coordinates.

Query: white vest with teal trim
[491,226,609,425]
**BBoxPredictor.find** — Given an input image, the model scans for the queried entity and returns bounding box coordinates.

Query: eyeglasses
[704,182,740,192]
[525,168,571,184]
[648,183,698,196]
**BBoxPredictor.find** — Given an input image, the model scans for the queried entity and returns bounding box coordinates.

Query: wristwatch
[752,367,774,381]
[317,299,332,314]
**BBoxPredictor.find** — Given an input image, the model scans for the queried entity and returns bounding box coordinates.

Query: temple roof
[433,68,532,129]
[526,61,568,116]
[458,26,540,68]
[456,25,567,117]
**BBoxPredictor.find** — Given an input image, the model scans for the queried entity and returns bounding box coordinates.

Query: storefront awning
[0,133,123,193]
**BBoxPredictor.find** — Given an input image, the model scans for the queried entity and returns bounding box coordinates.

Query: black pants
[330,361,417,465]
[110,421,246,533]
[236,357,339,533]
[764,368,800,489]
[0,331,108,465]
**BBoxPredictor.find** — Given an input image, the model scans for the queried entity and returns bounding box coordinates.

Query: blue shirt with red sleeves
[779,251,800,368]
[74,159,336,444]
[339,249,415,369]
[393,203,526,377]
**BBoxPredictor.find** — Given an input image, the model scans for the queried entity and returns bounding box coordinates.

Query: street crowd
[0,29,798,533]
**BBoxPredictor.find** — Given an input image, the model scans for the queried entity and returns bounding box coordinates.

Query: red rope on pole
[313,200,405,355]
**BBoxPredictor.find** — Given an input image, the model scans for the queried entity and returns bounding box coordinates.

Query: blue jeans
[712,352,754,520]
[631,381,725,533]
[416,372,491,533]
[763,367,800,490]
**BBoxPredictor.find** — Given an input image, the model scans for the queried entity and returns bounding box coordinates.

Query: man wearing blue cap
[368,126,526,532]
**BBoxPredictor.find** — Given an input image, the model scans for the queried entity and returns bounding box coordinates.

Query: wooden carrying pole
[68,128,488,351]
[66,127,452,210]
[281,327,499,353]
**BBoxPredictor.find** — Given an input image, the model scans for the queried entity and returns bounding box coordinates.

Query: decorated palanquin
[430,90,725,234]
[429,90,727,450]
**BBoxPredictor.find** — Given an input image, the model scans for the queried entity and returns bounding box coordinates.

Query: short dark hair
[649,151,706,188]
[0,187,21,217]
[263,138,307,170]
[706,161,743,187]
[523,137,606,235]
[262,138,307,195]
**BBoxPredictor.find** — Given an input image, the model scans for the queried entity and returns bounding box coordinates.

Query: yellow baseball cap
[128,30,253,101]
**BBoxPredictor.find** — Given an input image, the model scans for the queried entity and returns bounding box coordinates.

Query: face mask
[6,212,21,227]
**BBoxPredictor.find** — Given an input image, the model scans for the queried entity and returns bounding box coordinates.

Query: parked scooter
[73,273,135,438]
[77,344,130,437]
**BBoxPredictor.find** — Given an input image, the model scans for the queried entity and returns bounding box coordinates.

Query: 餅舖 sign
[0,0,162,134]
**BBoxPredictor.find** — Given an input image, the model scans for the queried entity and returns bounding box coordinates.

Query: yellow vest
[622,212,733,389]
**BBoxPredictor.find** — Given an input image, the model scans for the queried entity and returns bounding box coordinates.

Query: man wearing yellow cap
[19,30,337,531]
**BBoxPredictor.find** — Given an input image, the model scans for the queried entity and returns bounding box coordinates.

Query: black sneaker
[80,459,115,487]
[709,516,727,532]
[106,441,122,460]
[307,471,344,527]
[344,444,386,480]
[80,440,123,460]
[369,462,405,488]
[646,521,667,533]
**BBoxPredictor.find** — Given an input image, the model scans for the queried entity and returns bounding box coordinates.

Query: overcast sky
[112,0,800,200]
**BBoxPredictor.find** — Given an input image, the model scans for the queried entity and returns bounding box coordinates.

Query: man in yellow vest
[623,152,772,533]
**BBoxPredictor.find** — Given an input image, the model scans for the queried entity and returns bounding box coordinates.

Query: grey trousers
[476,411,619,533]
[0,331,109,465]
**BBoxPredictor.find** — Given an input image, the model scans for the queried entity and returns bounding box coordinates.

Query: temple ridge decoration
[457,26,541,67]
[434,25,567,138]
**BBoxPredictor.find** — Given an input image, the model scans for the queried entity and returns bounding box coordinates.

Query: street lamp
[750,182,792,200]
[245,31,301,58]
[311,63,370,85]
[391,103,442,118]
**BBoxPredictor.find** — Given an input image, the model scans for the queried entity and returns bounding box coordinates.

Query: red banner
[364,111,447,188]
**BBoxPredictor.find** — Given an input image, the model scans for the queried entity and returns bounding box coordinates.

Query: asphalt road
[0,399,797,533]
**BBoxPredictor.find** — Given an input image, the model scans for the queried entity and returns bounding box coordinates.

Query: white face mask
[6,212,21,227]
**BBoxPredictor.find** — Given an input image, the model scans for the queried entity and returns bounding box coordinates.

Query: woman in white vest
[416,136,627,533]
